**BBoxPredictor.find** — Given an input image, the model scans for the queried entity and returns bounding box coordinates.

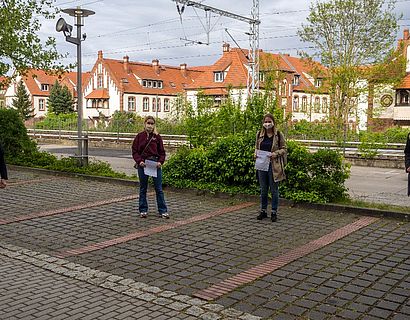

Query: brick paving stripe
[0,194,138,225]
[56,201,255,258]
[194,216,379,301]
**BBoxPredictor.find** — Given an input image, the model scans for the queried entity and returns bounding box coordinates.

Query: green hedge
[163,133,350,203]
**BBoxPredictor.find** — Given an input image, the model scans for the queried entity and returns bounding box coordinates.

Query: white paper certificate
[144,160,158,177]
[255,150,271,171]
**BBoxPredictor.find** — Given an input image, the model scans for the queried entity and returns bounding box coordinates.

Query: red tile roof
[85,89,109,99]
[100,58,203,96]
[21,69,84,97]
[397,73,410,89]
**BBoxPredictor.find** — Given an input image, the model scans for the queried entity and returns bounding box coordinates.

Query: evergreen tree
[47,80,74,115]
[12,81,34,120]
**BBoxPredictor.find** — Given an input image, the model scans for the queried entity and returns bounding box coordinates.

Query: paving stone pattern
[1,169,409,319]
[214,219,410,319]
[65,207,359,296]
[0,177,133,217]
[0,243,260,320]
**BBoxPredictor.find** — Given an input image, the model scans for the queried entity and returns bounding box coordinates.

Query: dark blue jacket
[0,145,7,180]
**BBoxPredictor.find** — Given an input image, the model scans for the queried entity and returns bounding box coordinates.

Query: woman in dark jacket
[405,133,410,196]
[0,145,8,188]
[132,116,168,218]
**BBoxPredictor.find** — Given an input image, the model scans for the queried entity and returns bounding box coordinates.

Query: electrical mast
[172,0,260,97]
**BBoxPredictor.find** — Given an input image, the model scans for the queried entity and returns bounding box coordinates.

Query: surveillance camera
[82,33,87,40]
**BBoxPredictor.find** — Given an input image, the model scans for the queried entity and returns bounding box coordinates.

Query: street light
[56,7,95,166]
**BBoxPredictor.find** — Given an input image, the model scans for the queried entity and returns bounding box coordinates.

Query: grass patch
[336,199,409,214]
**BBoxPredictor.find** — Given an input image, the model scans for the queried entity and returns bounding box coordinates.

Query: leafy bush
[163,134,350,203]
[0,109,37,158]
[35,112,78,130]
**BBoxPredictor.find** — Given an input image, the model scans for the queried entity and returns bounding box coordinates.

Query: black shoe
[257,210,267,220]
[271,212,277,222]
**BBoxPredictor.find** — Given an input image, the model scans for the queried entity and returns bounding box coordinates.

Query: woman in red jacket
[132,116,168,218]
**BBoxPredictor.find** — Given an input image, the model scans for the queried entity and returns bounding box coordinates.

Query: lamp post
[56,7,95,166]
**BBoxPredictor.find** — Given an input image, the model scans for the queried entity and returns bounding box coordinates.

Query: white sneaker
[161,213,169,219]
[140,212,147,218]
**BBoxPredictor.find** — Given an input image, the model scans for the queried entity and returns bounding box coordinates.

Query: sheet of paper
[144,160,158,177]
[255,150,271,171]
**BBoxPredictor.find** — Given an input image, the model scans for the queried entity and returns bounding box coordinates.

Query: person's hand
[407,167,410,173]
[157,162,162,168]
[139,161,146,168]
[270,153,278,160]
[0,179,6,188]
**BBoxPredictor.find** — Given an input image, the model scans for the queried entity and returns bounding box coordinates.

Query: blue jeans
[137,166,167,214]
[257,163,279,212]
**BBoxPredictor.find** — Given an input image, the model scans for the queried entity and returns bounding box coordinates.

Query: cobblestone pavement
[1,168,409,319]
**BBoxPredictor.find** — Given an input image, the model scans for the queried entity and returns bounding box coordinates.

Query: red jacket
[132,131,166,165]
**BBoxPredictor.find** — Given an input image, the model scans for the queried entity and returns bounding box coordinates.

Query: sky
[37,0,410,71]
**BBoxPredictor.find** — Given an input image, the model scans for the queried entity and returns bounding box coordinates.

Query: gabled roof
[185,45,327,92]
[85,88,109,99]
[98,56,203,96]
[397,73,410,89]
[279,54,327,92]
[20,69,83,97]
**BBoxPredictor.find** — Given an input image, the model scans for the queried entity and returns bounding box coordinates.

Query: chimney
[152,59,160,74]
[404,29,410,40]
[98,50,103,60]
[180,63,187,77]
[223,43,230,52]
[123,55,129,74]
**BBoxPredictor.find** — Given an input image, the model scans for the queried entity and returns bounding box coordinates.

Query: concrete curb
[9,165,409,221]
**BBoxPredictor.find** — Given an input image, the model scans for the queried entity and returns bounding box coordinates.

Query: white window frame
[143,97,149,111]
[39,99,45,111]
[214,71,224,82]
[128,96,135,111]
[164,98,170,112]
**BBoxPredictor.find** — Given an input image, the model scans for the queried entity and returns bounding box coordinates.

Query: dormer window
[153,81,157,88]
[214,71,224,82]
[158,81,163,89]
[293,75,300,86]
[142,80,147,87]
[142,80,163,88]
[41,84,49,91]
[315,78,322,87]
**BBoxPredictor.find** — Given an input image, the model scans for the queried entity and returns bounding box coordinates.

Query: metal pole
[76,15,83,165]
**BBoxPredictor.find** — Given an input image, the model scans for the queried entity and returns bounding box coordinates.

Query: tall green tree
[47,80,74,115]
[298,0,405,136]
[12,81,34,120]
[0,0,65,76]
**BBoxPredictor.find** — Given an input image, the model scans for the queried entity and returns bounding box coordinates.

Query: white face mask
[263,122,273,130]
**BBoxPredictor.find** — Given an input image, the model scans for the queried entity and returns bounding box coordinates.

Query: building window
[164,98,170,112]
[158,81,163,89]
[128,96,135,111]
[315,78,322,87]
[41,84,49,91]
[143,97,149,111]
[314,97,321,112]
[259,72,265,82]
[152,98,156,112]
[142,80,147,87]
[39,99,45,111]
[153,81,157,88]
[148,81,152,88]
[322,97,328,113]
[400,92,409,105]
[156,98,161,112]
[283,80,287,96]
[97,75,103,88]
[97,63,102,73]
[214,71,224,82]
[0,101,4,108]
[293,96,299,112]
[293,75,300,86]
[301,96,308,112]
